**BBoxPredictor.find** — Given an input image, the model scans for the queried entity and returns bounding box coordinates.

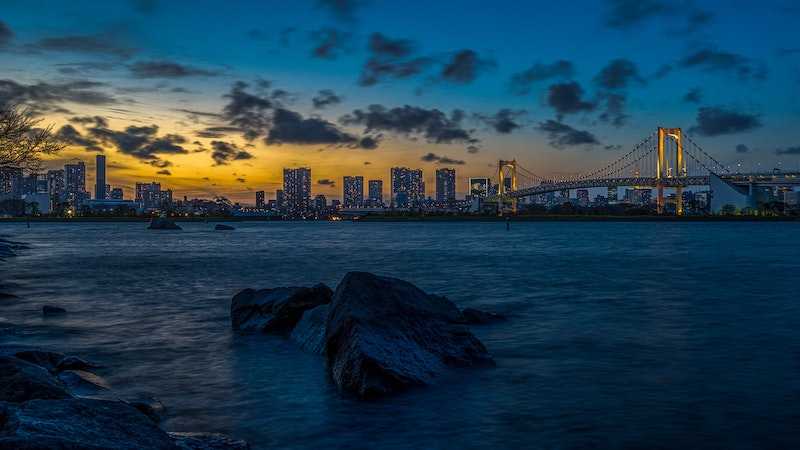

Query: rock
[290,304,329,354]
[0,398,177,449]
[13,350,66,372]
[325,272,494,399]
[214,224,235,231]
[148,217,182,230]
[57,370,112,398]
[42,305,67,316]
[461,308,506,324]
[231,283,333,333]
[169,432,250,450]
[128,396,167,423]
[0,356,72,403]
[56,355,97,373]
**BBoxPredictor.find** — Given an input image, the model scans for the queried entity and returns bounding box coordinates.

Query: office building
[95,155,106,200]
[0,167,23,199]
[135,182,167,210]
[283,167,311,215]
[468,177,490,199]
[576,189,589,207]
[22,173,47,195]
[368,179,383,205]
[256,191,265,208]
[435,168,456,203]
[343,176,364,208]
[390,167,424,207]
[64,161,86,203]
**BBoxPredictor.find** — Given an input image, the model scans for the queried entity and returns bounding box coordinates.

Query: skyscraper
[64,161,86,202]
[136,182,161,210]
[390,167,424,207]
[283,167,311,215]
[47,169,65,206]
[368,179,383,206]
[255,191,265,208]
[343,176,364,208]
[435,168,456,203]
[95,155,106,200]
[0,167,23,199]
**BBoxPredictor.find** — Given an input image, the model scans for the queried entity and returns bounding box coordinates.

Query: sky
[1,0,799,202]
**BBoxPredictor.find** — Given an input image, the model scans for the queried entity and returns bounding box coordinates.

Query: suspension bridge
[493,127,800,215]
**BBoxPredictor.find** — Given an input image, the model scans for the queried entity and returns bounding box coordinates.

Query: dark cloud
[312,89,342,109]
[88,123,189,162]
[340,104,478,144]
[195,126,243,139]
[476,109,526,134]
[316,0,365,21]
[439,50,494,84]
[546,82,595,117]
[420,152,465,165]
[0,79,116,113]
[222,81,274,140]
[69,115,108,128]
[267,108,365,147]
[736,144,750,153]
[467,145,479,154]
[54,61,116,76]
[147,159,172,168]
[597,92,628,127]
[594,59,644,89]
[0,21,13,47]
[56,124,103,152]
[509,60,574,95]
[156,169,171,175]
[775,146,800,155]
[652,64,673,79]
[210,141,254,166]
[310,28,351,60]
[605,0,667,28]
[683,87,703,103]
[690,106,762,136]
[317,178,336,187]
[537,120,600,148]
[129,60,219,78]
[358,135,380,149]
[359,33,430,86]
[680,49,766,80]
[29,34,135,58]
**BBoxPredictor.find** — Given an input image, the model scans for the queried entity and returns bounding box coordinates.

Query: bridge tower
[498,160,518,213]
[656,127,686,215]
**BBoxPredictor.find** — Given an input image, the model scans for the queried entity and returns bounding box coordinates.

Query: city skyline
[1,1,799,203]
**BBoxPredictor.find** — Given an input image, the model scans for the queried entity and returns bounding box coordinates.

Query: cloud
[56,124,103,152]
[222,81,274,140]
[0,79,116,113]
[509,60,574,95]
[317,178,336,187]
[683,87,703,103]
[88,123,189,162]
[236,177,246,183]
[537,120,600,148]
[310,28,351,60]
[54,61,116,76]
[605,0,667,28]
[420,152,465,165]
[316,0,365,21]
[359,33,430,86]
[775,146,800,155]
[69,115,108,128]
[476,109,526,134]
[546,82,595,117]
[29,34,135,58]
[0,21,13,47]
[340,104,478,144]
[312,89,342,109]
[210,140,254,166]
[736,144,749,153]
[680,49,766,80]
[594,59,644,89]
[690,106,762,136]
[267,108,367,147]
[147,159,172,168]
[439,50,494,84]
[597,92,628,127]
[195,126,243,139]
[129,60,219,78]
[156,169,171,175]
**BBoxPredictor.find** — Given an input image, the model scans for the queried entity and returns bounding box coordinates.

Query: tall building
[435,168,456,203]
[47,169,65,205]
[368,179,383,205]
[343,176,364,208]
[95,155,106,200]
[0,167,23,199]
[136,182,161,210]
[390,167,423,207]
[276,189,285,210]
[283,167,311,215]
[64,161,86,202]
[255,191,265,208]
[22,173,47,195]
[607,186,618,203]
[468,177,490,199]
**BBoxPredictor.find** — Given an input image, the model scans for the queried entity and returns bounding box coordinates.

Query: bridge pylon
[498,159,518,213]
[657,127,686,215]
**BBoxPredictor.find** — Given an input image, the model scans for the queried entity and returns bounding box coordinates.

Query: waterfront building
[255,191,265,208]
[314,194,327,210]
[368,179,383,206]
[435,168,456,203]
[276,189,285,210]
[390,167,424,207]
[343,176,364,208]
[576,189,589,207]
[607,186,618,203]
[0,167,23,199]
[64,161,86,199]
[135,182,168,210]
[95,155,106,200]
[22,173,47,195]
[283,167,311,215]
[110,188,124,200]
[330,199,341,210]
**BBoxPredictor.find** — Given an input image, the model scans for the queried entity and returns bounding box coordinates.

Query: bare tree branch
[0,105,66,172]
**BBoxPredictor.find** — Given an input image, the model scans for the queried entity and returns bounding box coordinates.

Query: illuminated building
[95,154,106,200]
[368,179,383,206]
[255,191,265,208]
[390,167,423,207]
[435,168,456,203]
[0,167,23,199]
[343,176,364,208]
[576,189,589,207]
[468,177,490,199]
[64,161,86,201]
[283,167,311,215]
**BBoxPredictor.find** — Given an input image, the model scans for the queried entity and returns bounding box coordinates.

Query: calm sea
[1,221,799,449]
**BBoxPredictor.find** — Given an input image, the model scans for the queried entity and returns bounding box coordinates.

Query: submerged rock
[148,217,182,230]
[0,398,177,449]
[289,304,329,354]
[169,432,250,450]
[13,350,66,372]
[461,308,506,324]
[325,272,494,398]
[214,224,235,231]
[42,305,67,316]
[0,356,72,403]
[231,283,333,333]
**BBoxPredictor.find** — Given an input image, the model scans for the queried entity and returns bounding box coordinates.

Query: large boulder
[0,398,177,449]
[231,284,333,333]
[0,356,72,403]
[148,217,182,230]
[289,304,329,354]
[169,432,250,450]
[57,370,113,399]
[13,350,66,372]
[325,272,494,398]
